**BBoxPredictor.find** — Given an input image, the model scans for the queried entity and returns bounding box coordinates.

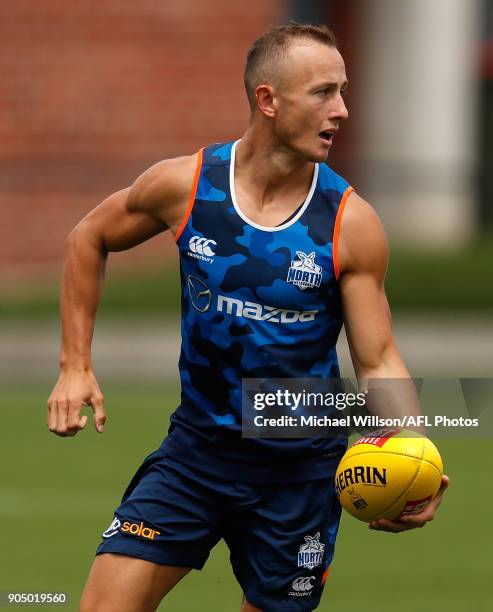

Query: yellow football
[335,429,443,522]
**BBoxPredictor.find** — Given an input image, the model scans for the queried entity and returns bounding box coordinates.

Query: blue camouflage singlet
[160,140,354,482]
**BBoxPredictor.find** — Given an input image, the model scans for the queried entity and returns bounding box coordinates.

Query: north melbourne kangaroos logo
[287,251,322,290]
[297,532,325,569]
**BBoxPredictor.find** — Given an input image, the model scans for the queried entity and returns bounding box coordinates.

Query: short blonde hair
[244,23,338,111]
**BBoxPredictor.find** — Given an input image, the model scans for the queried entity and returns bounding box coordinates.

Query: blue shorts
[96,449,342,612]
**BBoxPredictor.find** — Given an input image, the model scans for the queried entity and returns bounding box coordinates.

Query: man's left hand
[368,475,450,533]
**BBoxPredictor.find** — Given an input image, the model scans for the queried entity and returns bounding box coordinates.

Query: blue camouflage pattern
[161,140,352,482]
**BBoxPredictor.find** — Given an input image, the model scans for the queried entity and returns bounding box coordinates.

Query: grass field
[1,383,490,611]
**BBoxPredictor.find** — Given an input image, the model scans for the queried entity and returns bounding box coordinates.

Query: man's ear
[255,84,277,118]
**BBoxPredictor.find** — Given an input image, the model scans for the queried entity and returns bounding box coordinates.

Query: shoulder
[317,162,350,195]
[337,191,388,279]
[127,152,202,227]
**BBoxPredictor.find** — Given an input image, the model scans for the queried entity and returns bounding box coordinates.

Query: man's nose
[332,94,348,121]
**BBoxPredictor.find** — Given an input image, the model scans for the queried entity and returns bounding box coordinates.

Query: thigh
[225,478,342,612]
[80,553,190,612]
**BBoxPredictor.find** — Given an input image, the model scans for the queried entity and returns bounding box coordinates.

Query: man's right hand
[47,370,106,437]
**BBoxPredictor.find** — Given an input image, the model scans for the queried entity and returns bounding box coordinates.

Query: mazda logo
[187,275,212,312]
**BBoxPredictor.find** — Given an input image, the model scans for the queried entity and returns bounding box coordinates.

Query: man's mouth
[319,130,334,144]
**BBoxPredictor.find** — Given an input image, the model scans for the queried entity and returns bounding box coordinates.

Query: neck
[235,124,315,199]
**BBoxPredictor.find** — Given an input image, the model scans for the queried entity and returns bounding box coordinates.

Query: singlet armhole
[332,185,354,281]
[174,148,204,243]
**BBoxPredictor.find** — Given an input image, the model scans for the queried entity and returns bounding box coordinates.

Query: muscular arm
[337,191,449,531]
[47,154,198,436]
[338,192,418,418]
[338,191,408,380]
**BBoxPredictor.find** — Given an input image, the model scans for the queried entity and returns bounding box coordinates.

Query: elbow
[66,219,87,244]
[65,220,107,256]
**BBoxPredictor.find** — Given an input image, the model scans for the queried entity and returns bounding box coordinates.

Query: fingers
[46,395,57,432]
[56,399,69,434]
[90,393,106,433]
[369,518,425,533]
[434,475,450,502]
[67,403,87,431]
[47,398,88,437]
[47,397,70,436]
[403,474,450,520]
[369,477,450,533]
[46,372,106,437]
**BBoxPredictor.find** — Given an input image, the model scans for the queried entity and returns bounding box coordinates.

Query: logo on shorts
[287,251,322,290]
[297,532,325,569]
[121,521,161,540]
[102,516,121,538]
[288,576,316,597]
[188,235,217,263]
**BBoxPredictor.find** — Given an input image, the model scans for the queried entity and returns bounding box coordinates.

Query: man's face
[272,42,349,162]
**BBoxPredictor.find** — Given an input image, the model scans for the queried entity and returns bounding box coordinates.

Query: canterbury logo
[291,576,315,592]
[189,236,217,257]
[121,521,161,540]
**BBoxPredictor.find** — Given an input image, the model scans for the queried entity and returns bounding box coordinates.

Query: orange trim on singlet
[174,147,204,242]
[332,185,354,281]
[321,565,331,585]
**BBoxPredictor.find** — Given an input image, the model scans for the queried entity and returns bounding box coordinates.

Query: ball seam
[341,449,439,470]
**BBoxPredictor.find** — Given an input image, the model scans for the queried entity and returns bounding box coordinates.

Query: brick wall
[1,1,281,279]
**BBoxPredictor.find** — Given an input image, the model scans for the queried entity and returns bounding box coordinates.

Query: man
[47,24,448,612]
